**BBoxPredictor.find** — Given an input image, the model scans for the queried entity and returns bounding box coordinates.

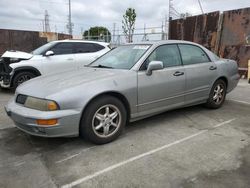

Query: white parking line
[228,99,250,105]
[55,146,97,164]
[14,161,26,167]
[61,118,236,188]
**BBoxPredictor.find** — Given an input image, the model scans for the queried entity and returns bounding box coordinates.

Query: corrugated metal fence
[0,29,71,55]
[170,7,250,75]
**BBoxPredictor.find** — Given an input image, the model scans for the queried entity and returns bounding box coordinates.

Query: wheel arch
[216,76,228,88]
[11,66,41,86]
[80,91,131,128]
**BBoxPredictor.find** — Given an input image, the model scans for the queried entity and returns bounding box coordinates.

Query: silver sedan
[5,40,240,144]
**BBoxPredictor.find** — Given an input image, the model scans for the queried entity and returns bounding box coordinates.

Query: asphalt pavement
[0,79,250,188]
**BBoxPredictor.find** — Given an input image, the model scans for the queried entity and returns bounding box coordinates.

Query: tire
[80,95,127,144]
[205,79,227,109]
[12,71,36,89]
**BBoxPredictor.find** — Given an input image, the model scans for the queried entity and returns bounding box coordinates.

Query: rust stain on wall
[169,11,220,52]
[170,7,250,72]
[219,8,250,69]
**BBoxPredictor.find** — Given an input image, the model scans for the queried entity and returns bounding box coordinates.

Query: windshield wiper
[90,64,113,69]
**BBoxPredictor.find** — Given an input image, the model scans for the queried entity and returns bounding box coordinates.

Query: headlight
[16,95,59,111]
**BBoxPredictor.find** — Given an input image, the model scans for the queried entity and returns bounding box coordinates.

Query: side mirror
[146,61,163,75]
[44,50,54,57]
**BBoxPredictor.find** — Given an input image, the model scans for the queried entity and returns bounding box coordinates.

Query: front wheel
[80,95,127,144]
[12,71,36,89]
[205,79,227,109]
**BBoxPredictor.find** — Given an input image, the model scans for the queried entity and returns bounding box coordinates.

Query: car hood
[17,67,131,98]
[1,50,33,60]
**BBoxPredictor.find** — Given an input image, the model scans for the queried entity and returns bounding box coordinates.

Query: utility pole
[55,25,58,40]
[80,27,84,39]
[42,20,45,32]
[116,28,120,45]
[198,0,204,14]
[112,23,116,44]
[106,30,108,42]
[161,21,165,40]
[67,0,73,36]
[164,14,167,40]
[142,23,147,41]
[168,0,173,39]
[44,10,50,32]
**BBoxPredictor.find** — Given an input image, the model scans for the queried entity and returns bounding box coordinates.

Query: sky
[0,0,249,37]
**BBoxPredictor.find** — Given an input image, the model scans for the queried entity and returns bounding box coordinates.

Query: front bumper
[0,71,12,88]
[0,60,13,88]
[0,80,11,88]
[5,98,81,137]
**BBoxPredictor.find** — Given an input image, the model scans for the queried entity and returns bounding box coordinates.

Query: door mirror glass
[146,61,163,76]
[44,50,54,57]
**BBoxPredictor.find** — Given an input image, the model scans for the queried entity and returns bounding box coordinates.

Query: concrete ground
[0,80,250,188]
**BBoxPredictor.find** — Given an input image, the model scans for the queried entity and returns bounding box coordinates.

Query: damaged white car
[0,40,110,89]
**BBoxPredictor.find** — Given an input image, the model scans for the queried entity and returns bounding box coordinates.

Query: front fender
[47,72,138,118]
[13,66,41,76]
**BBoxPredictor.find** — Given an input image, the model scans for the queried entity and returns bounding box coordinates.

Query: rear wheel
[12,71,36,89]
[205,79,227,109]
[80,95,127,144]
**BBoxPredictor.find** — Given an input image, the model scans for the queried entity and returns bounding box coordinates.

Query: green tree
[122,8,136,43]
[83,26,111,42]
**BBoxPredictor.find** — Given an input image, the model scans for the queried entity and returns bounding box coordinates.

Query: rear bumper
[5,98,82,137]
[227,73,240,93]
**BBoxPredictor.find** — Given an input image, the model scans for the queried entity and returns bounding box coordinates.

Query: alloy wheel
[212,84,225,104]
[17,75,32,85]
[92,104,121,138]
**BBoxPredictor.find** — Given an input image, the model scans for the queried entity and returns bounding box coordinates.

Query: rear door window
[178,44,210,65]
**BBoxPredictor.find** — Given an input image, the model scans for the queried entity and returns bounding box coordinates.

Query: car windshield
[89,44,151,69]
[31,42,56,55]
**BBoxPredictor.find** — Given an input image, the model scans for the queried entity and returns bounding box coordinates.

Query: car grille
[16,94,27,105]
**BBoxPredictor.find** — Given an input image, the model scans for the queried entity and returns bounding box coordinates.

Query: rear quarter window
[74,43,105,53]
[93,44,105,51]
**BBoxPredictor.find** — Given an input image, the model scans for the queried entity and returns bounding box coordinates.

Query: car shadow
[0,104,210,156]
[0,87,14,94]
[126,104,206,132]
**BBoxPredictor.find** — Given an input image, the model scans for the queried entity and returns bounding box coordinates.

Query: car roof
[124,40,201,46]
[52,40,109,46]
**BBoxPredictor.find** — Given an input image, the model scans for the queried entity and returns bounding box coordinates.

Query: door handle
[209,66,217,70]
[173,71,184,76]
[67,58,74,61]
